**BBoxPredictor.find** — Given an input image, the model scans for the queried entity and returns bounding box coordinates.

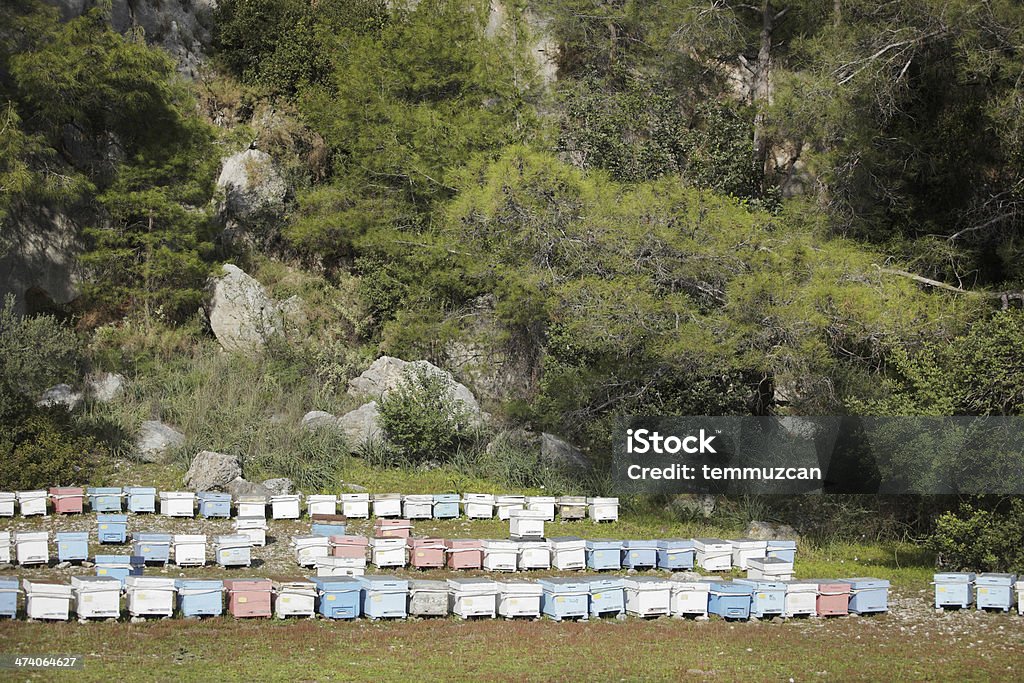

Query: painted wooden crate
[23,580,72,621]
[94,555,143,586]
[623,577,672,618]
[125,486,156,514]
[197,492,231,519]
[549,537,587,571]
[495,495,527,521]
[705,579,752,620]
[0,492,14,517]
[730,539,768,570]
[448,578,497,619]
[56,532,89,563]
[806,579,849,617]
[933,572,975,609]
[370,537,406,568]
[557,496,587,521]
[589,577,626,618]
[176,579,224,618]
[621,540,659,570]
[408,579,448,617]
[463,493,495,519]
[306,495,337,517]
[314,555,366,577]
[432,493,460,519]
[407,537,446,570]
[0,577,17,618]
[656,539,694,570]
[517,541,552,570]
[358,576,409,619]
[132,532,172,564]
[270,494,301,520]
[586,539,623,571]
[498,581,543,619]
[274,579,317,618]
[371,493,403,518]
[158,491,195,518]
[734,578,786,618]
[694,538,732,572]
[402,494,434,520]
[224,578,272,618]
[746,557,794,581]
[975,573,1016,612]
[340,493,370,519]
[526,496,557,521]
[292,535,330,567]
[587,497,619,523]
[670,581,710,618]
[17,490,48,516]
[783,581,818,618]
[214,534,253,568]
[125,576,176,617]
[172,534,207,567]
[445,539,483,570]
[236,496,267,518]
[87,487,123,513]
[329,534,369,559]
[71,576,122,620]
[311,514,348,538]
[97,513,128,544]
[310,576,361,619]
[539,578,590,621]
[509,508,546,540]
[767,540,797,563]
[15,531,48,565]
[840,577,890,614]
[373,518,412,539]
[0,531,9,565]
[233,517,267,547]
[483,539,519,572]
[49,487,84,514]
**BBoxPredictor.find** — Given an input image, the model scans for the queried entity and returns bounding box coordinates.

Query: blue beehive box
[933,572,975,609]
[0,577,18,618]
[705,580,752,620]
[97,514,128,544]
[125,487,156,513]
[586,540,622,571]
[539,578,590,621]
[840,577,890,614]
[310,514,348,538]
[975,573,1016,612]
[656,539,694,570]
[197,492,231,519]
[433,493,460,519]
[176,579,224,617]
[588,577,625,618]
[95,555,144,586]
[56,531,89,562]
[357,576,408,619]
[132,532,171,564]
[311,576,361,619]
[767,540,796,563]
[734,578,786,618]
[87,487,123,513]
[622,540,659,570]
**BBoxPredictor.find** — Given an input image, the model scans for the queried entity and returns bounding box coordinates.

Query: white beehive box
[274,579,317,618]
[497,581,543,619]
[292,535,330,567]
[340,493,370,518]
[23,580,71,620]
[694,538,732,571]
[159,491,195,517]
[125,576,176,617]
[0,492,15,517]
[624,577,672,617]
[495,495,526,521]
[587,497,619,522]
[783,581,817,617]
[15,531,48,566]
[730,539,768,570]
[482,539,518,572]
[236,496,267,518]
[1016,581,1024,616]
[670,581,710,618]
[307,495,337,517]
[517,541,551,570]
[233,516,268,547]
[17,490,48,516]
[315,556,366,577]
[525,496,556,521]
[747,557,794,581]
[549,537,586,571]
[372,493,402,518]
[0,530,10,564]
[71,576,121,620]
[448,578,498,619]
[463,493,494,519]
[509,508,546,540]
[370,537,406,568]
[173,534,207,567]
[402,494,433,520]
[214,534,253,568]
[271,494,301,520]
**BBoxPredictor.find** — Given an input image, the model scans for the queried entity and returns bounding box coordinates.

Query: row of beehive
[933,573,1023,613]
[0,576,892,622]
[0,490,618,522]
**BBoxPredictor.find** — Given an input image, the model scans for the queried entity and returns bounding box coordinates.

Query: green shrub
[928,501,1024,573]
[0,410,108,488]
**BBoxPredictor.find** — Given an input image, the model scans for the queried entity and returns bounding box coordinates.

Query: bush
[928,500,1024,573]
[0,410,108,488]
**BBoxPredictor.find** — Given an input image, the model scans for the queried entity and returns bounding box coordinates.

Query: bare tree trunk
[752,1,774,195]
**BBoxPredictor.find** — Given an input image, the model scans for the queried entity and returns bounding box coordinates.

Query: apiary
[402,494,434,520]
[224,578,272,618]
[314,556,366,577]
[623,577,672,618]
[23,580,71,621]
[311,513,348,538]
[586,539,623,571]
[306,494,337,517]
[15,531,48,565]
[587,497,619,523]
[340,493,370,518]
[730,539,768,570]
[975,573,1016,612]
[495,495,527,521]
[373,518,412,539]
[807,579,849,616]
[734,578,786,618]
[656,539,695,570]
[176,579,224,618]
[94,555,143,586]
[370,536,406,568]
[509,508,546,540]
[372,493,402,518]
[621,540,659,570]
[767,540,797,563]
[274,578,317,618]
[705,579,752,620]
[49,486,84,514]
[71,576,121,620]
[517,541,551,570]
[482,539,518,572]
[56,531,89,563]
[158,491,195,517]
[358,575,409,619]
[197,492,231,518]
[0,492,14,517]
[498,581,543,619]
[0,531,9,564]
[447,577,497,619]
[310,576,361,619]
[463,493,495,519]
[329,534,369,559]
[17,490,48,516]
[557,496,587,521]
[408,579,449,617]
[125,486,156,513]
[840,577,890,614]
[933,572,975,609]
[270,494,301,520]
[526,496,557,521]
[0,577,17,618]
[549,536,586,571]
[132,532,171,564]
[539,578,590,621]
[783,581,818,618]
[125,576,176,617]
[214,534,252,568]
[172,534,207,567]
[236,495,267,518]
[589,577,626,618]
[746,557,794,581]
[233,516,267,546]
[670,581,710,618]
[97,513,128,544]
[87,487,123,513]
[694,538,732,571]
[445,538,483,570]
[432,493,460,519]
[407,537,446,569]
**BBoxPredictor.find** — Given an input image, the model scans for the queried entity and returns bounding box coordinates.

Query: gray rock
[135,420,185,462]
[183,450,242,492]
[669,571,704,582]
[343,483,368,493]
[216,149,287,222]
[207,264,300,353]
[301,410,339,431]
[225,477,272,500]
[37,384,83,410]
[347,356,482,415]
[337,401,382,449]
[743,520,800,541]
[262,478,294,495]
[671,494,717,518]
[86,372,125,403]
[540,433,591,471]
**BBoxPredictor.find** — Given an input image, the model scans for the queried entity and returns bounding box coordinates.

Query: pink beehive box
[49,487,84,515]
[408,537,446,569]
[330,535,369,559]
[809,579,850,617]
[374,518,412,539]
[445,539,483,570]
[224,579,272,618]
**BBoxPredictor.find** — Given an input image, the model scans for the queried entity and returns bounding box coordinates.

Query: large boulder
[337,401,382,449]
[216,149,287,222]
[207,264,303,353]
[85,372,125,403]
[135,420,185,462]
[540,433,591,471]
[225,477,272,500]
[37,384,83,411]
[183,450,242,492]
[348,356,482,415]
[743,520,800,541]
[261,478,294,495]
[301,410,339,431]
